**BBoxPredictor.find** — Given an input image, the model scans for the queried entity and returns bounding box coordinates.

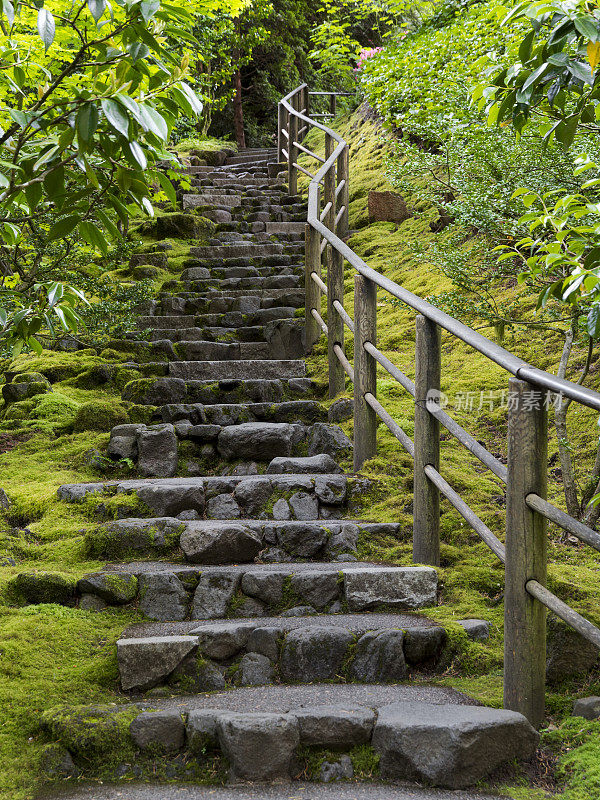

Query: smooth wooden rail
[278,84,600,729]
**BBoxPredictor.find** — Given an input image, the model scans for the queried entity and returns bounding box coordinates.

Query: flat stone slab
[121,612,443,639]
[146,683,478,713]
[58,474,342,503]
[373,701,539,788]
[167,359,306,380]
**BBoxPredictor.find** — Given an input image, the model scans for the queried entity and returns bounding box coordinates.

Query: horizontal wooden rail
[278,83,600,728]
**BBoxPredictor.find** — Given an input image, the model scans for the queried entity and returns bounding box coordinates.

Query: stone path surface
[37,782,508,800]
[37,148,537,793]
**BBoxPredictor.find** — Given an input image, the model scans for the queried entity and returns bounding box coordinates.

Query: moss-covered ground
[300,109,600,799]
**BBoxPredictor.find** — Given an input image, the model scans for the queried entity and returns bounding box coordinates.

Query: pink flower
[354,47,383,71]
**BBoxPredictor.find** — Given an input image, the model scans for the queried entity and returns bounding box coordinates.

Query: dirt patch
[0,432,31,455]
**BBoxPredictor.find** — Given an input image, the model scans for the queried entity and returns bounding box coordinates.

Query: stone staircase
[35,149,539,796]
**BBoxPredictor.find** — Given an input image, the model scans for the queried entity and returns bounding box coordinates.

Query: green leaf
[140,0,160,21]
[155,170,176,207]
[43,165,65,201]
[587,305,600,337]
[127,141,147,170]
[37,8,56,52]
[25,182,43,211]
[47,215,79,242]
[2,0,14,26]
[77,104,99,142]
[87,0,106,22]
[575,16,600,42]
[79,220,108,255]
[128,41,150,62]
[178,82,203,115]
[101,98,129,137]
[139,104,168,140]
[95,208,121,241]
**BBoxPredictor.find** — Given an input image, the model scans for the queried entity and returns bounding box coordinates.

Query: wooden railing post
[277,102,284,163]
[327,248,345,398]
[354,273,377,470]
[336,143,349,240]
[304,187,321,352]
[288,93,298,196]
[413,315,440,566]
[330,92,337,117]
[504,377,547,728]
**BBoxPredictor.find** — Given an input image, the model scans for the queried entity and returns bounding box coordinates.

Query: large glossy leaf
[37,8,56,52]
[77,104,99,142]
[101,98,130,138]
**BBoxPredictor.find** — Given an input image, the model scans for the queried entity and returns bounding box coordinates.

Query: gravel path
[37,781,509,800]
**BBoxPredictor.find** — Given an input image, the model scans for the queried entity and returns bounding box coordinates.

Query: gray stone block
[280,626,354,682]
[217,712,300,781]
[247,626,283,660]
[241,570,287,605]
[314,475,347,505]
[192,572,240,619]
[137,424,178,478]
[190,622,256,660]
[77,572,137,605]
[130,711,185,752]
[186,709,221,753]
[117,635,198,691]
[573,696,600,719]
[292,703,374,747]
[107,424,144,461]
[233,478,273,516]
[328,398,354,423]
[372,701,539,788]
[350,630,406,682]
[457,619,490,641]
[138,573,188,621]
[238,653,274,685]
[344,566,438,610]
[206,493,241,519]
[290,570,340,610]
[218,422,299,461]
[307,423,352,457]
[272,498,291,520]
[266,455,342,474]
[289,491,319,520]
[403,626,447,664]
[181,523,261,565]
[321,754,353,782]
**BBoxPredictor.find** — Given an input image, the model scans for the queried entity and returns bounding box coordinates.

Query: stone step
[117,613,448,690]
[265,222,306,234]
[226,154,274,164]
[185,253,301,268]
[122,376,313,406]
[165,359,306,380]
[86,514,383,564]
[183,194,242,209]
[172,341,273,361]
[158,400,329,426]
[39,686,537,788]
[180,265,302,281]
[140,307,299,328]
[143,325,268,344]
[156,291,304,314]
[75,557,437,619]
[180,275,303,292]
[59,470,354,519]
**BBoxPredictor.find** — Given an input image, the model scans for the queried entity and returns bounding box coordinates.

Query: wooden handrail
[277,85,600,729]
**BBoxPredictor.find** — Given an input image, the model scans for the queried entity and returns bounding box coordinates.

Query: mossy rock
[2,372,51,404]
[115,367,143,391]
[40,704,140,760]
[6,571,77,605]
[73,401,129,432]
[66,364,117,390]
[83,519,183,559]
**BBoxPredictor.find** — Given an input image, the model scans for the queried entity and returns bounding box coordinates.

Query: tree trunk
[233,65,245,149]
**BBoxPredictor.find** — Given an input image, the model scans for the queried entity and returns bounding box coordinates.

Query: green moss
[82,519,182,559]
[40,703,139,760]
[73,401,129,432]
